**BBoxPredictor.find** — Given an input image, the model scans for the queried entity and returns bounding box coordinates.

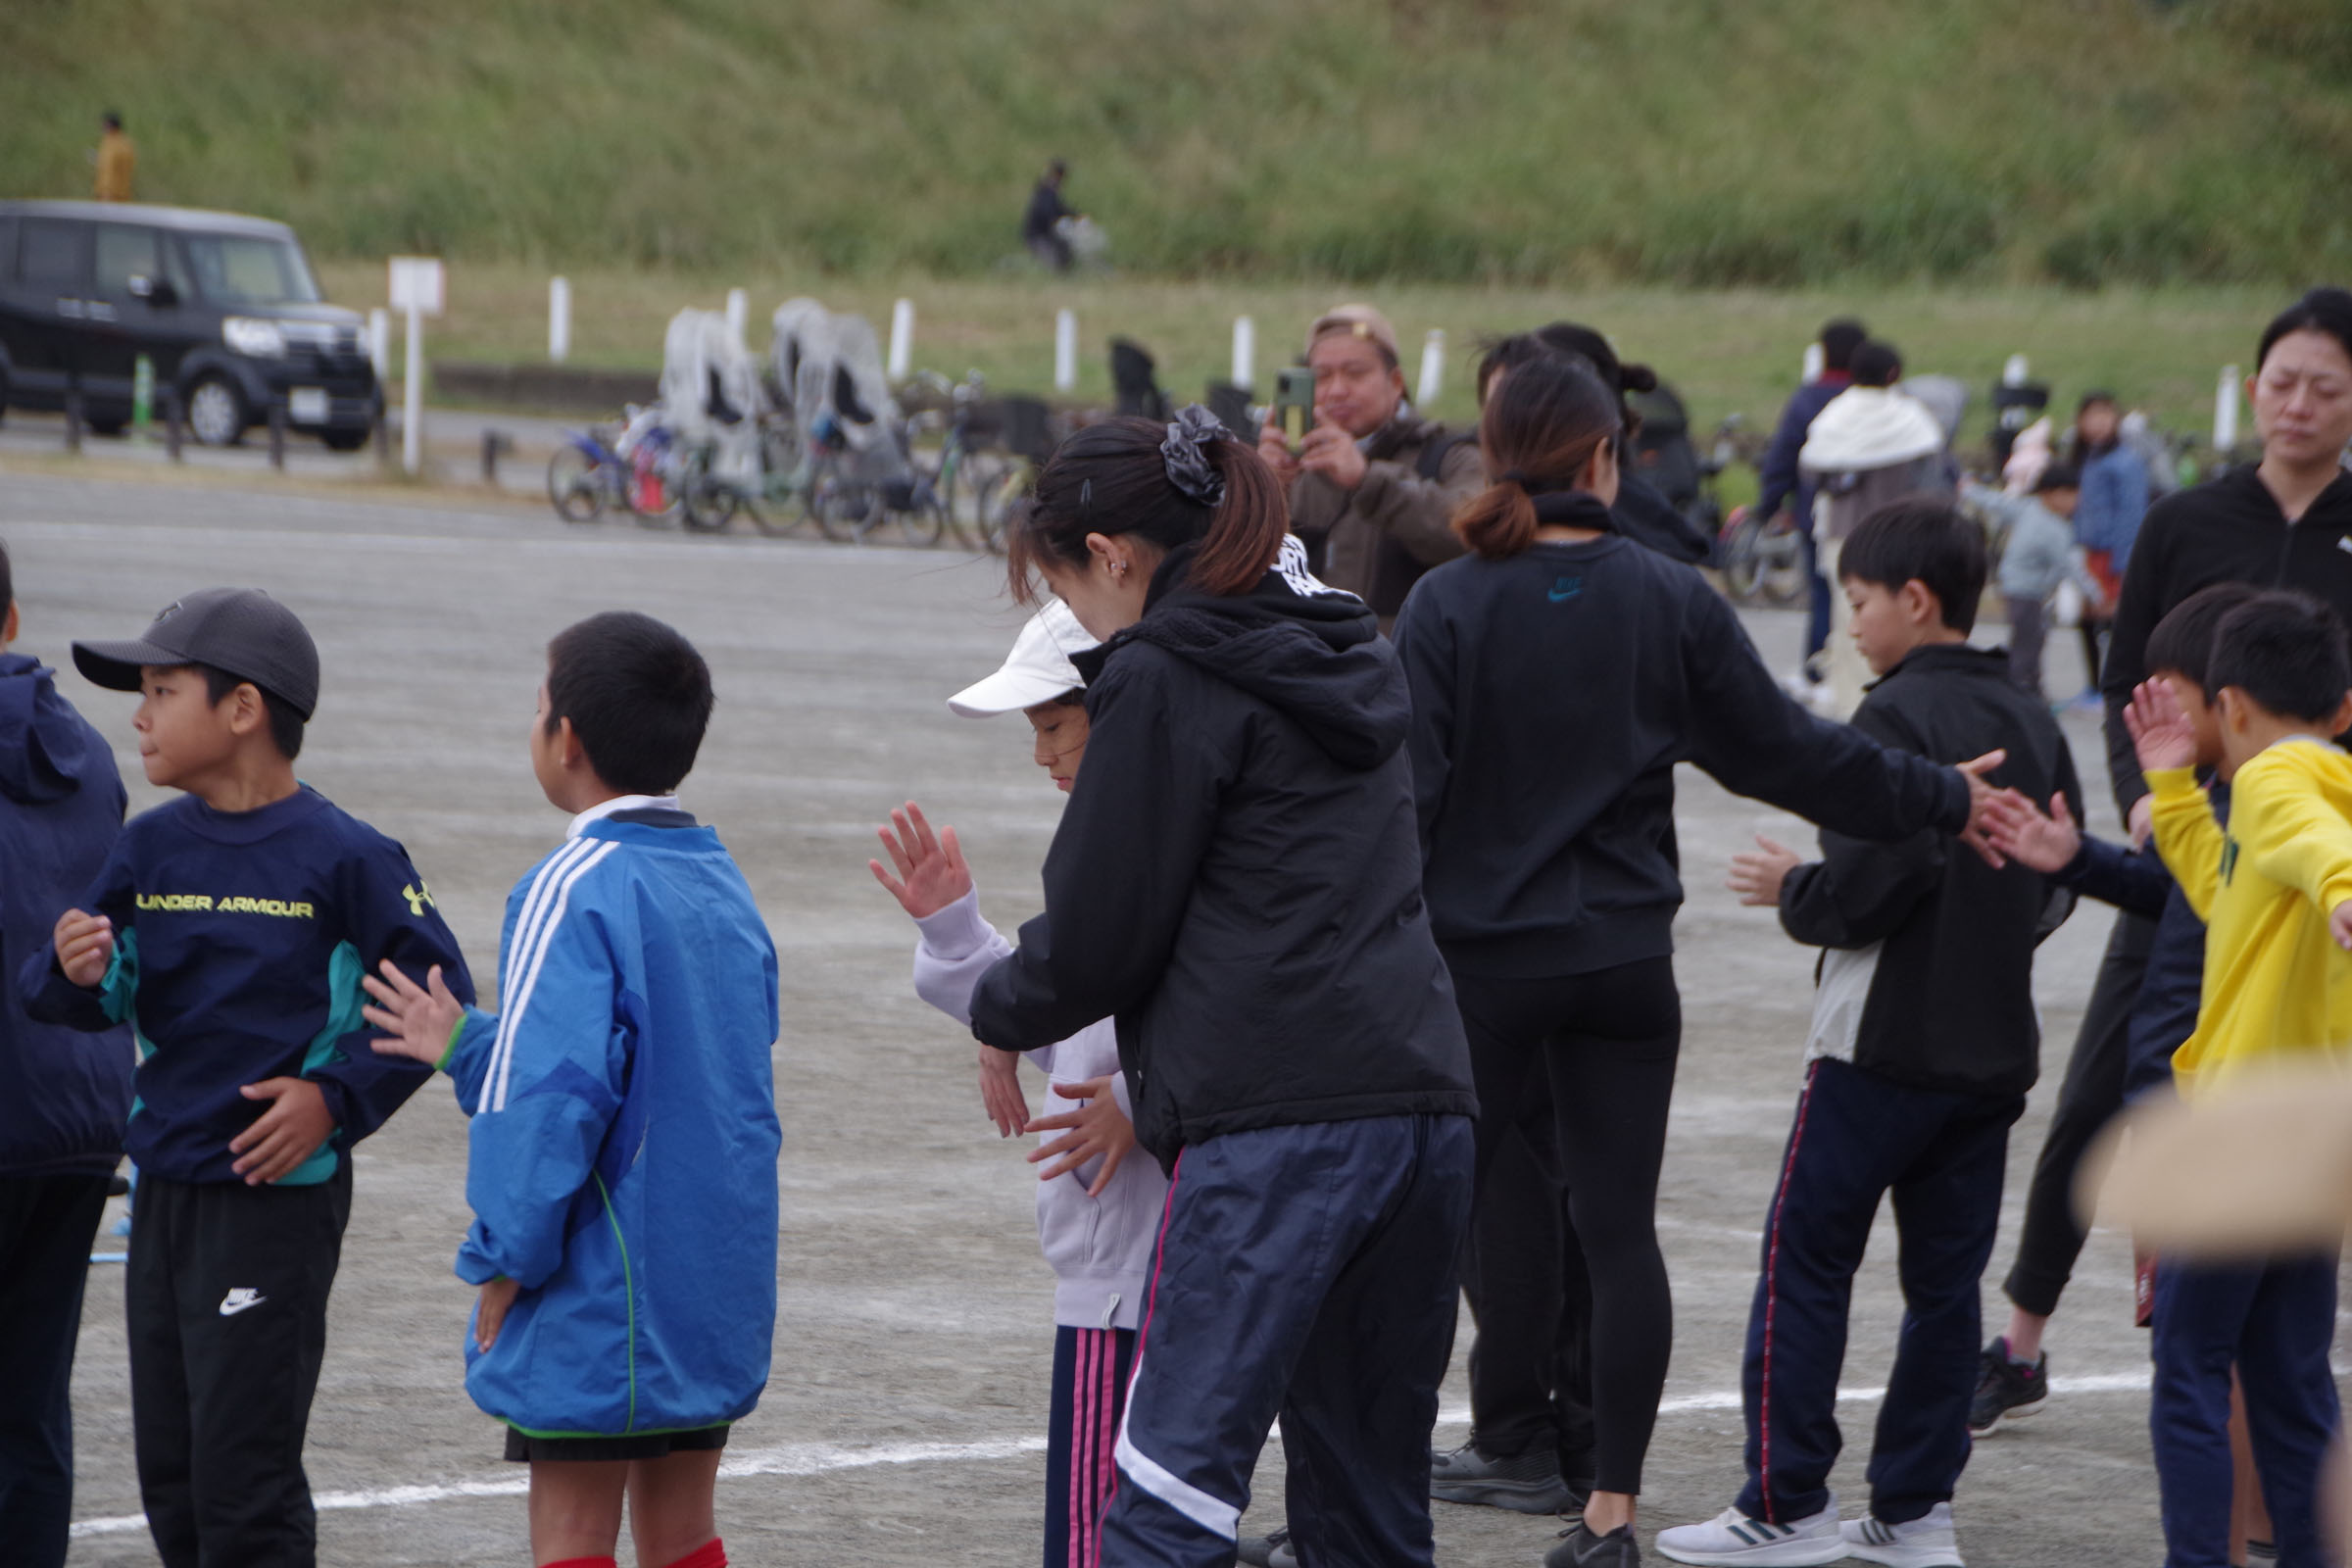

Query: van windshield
[176,232,320,307]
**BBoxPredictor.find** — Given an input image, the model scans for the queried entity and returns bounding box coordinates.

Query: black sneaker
[1237,1527,1298,1568]
[1431,1442,1585,1514]
[1545,1522,1641,1568]
[1968,1336,2048,1436]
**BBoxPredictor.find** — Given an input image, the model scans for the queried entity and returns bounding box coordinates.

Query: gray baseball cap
[74,587,319,718]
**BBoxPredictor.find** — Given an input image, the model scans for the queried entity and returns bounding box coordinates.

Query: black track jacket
[968,543,1477,1168]
[1780,644,2082,1098]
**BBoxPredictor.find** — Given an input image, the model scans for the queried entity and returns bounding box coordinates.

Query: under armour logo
[403,882,436,916]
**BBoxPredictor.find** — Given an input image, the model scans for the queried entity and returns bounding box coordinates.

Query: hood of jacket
[0,655,100,806]
[1801,386,1946,473]
[1074,537,1409,771]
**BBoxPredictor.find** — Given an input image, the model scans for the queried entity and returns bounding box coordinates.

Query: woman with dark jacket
[965,408,1478,1568]
[1393,358,2007,1568]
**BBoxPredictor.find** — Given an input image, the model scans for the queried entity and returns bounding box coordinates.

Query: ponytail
[1190,435,1287,595]
[1007,411,1286,604]
[1452,480,1541,561]
[1453,356,1622,562]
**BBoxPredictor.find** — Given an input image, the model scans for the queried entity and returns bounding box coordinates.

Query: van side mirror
[128,274,178,307]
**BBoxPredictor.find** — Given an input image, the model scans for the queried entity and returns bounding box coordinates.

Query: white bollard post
[888,298,915,382]
[1800,342,1824,384]
[401,303,424,477]
[725,288,748,340]
[2215,365,2241,454]
[1416,329,1446,408]
[1054,309,1078,394]
[1231,317,1255,392]
[549,276,571,365]
[2003,354,2031,388]
[367,308,390,377]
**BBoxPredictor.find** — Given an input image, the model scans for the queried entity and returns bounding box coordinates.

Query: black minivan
[0,200,379,449]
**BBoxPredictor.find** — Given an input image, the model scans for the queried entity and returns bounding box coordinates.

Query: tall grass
[5,0,2349,285]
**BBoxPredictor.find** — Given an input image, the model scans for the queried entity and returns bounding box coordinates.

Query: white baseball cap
[946,600,1099,717]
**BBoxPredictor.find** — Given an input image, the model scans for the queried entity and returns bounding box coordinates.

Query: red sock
[660,1540,726,1568]
[540,1559,618,1568]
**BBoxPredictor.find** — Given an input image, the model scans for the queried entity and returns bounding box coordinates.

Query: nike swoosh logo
[219,1290,266,1316]
[1548,577,1584,603]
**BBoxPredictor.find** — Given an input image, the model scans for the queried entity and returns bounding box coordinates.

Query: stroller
[774,301,941,546]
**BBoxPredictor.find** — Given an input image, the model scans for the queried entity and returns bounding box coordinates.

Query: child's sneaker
[1544,1521,1641,1568]
[1966,1337,2047,1436]
[1654,1502,1845,1565]
[1235,1527,1297,1568]
[1841,1502,1963,1567]
[1430,1441,1584,1513]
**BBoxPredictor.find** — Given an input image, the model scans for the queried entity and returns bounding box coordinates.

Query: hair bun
[1619,361,1659,395]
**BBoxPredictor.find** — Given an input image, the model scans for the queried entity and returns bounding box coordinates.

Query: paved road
[0,472,2194,1567]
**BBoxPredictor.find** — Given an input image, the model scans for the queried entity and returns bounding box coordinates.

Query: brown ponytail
[1007,413,1286,603]
[1452,356,1623,562]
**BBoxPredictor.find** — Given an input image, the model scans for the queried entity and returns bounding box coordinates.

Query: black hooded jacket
[0,654,132,1176]
[967,543,1478,1167]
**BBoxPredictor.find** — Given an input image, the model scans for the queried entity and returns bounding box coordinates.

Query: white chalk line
[68,1435,1049,1538]
[70,1372,2159,1538]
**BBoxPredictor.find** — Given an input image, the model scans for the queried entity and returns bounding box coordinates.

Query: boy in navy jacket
[365,612,778,1568]
[19,587,471,1568]
[1658,502,2079,1568]
[0,543,130,1568]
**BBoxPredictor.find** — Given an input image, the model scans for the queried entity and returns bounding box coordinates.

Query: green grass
[6,0,2352,285]
[314,259,2279,457]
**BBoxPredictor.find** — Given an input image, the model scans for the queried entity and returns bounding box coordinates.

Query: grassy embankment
[5,0,2350,287]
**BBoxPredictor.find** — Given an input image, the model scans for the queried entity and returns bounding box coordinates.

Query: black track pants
[126,1162,352,1568]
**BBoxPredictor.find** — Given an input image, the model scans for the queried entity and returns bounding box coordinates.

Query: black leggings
[1447,956,1682,1496]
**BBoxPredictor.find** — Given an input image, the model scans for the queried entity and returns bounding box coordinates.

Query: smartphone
[1274,367,1317,455]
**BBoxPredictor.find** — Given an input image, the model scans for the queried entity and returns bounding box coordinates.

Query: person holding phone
[1257,305,1485,627]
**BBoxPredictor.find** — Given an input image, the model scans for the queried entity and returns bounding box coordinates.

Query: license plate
[289,387,329,424]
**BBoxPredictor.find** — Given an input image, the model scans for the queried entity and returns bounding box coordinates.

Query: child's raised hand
[978,1045,1029,1138]
[2124,678,2198,775]
[1984,790,2083,874]
[867,802,973,920]
[1026,1075,1137,1197]
[1726,835,1802,907]
[1954,750,2012,868]
[363,960,465,1065]
[53,908,114,989]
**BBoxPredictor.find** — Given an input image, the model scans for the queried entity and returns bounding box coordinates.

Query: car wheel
[185,376,248,447]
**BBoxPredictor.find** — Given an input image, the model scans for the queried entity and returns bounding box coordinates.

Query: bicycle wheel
[678,454,741,535]
[1718,516,1765,603]
[978,463,1034,557]
[546,447,606,524]
[1758,526,1809,606]
[812,472,873,545]
[886,492,947,549]
[947,451,1008,552]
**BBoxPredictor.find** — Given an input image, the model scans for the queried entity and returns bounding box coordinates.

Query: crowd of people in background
[5,283,2352,1568]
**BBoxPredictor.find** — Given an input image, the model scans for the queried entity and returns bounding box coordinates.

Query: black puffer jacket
[968,541,1477,1167]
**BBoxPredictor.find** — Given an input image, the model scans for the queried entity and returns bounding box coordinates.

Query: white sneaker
[1654,1500,1847,1566]
[1841,1502,1963,1567]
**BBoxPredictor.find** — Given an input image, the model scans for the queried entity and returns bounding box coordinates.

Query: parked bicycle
[545,411,680,527]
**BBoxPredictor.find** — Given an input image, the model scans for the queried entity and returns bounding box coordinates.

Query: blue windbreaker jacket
[0,655,131,1177]
[442,808,781,1438]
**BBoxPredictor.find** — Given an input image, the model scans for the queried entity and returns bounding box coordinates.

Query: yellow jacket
[95,130,135,202]
[2150,739,2352,1095]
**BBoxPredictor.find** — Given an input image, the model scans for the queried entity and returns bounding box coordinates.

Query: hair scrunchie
[1160,405,1230,509]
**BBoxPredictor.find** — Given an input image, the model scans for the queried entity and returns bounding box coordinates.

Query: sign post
[388,257,445,477]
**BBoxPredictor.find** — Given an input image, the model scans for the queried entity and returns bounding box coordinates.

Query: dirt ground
[0,471,2269,1566]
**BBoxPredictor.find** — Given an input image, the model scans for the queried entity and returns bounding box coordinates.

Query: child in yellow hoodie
[2128,588,2352,1568]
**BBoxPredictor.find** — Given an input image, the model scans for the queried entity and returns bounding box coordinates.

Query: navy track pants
[1102,1113,1474,1568]
[1736,1058,2021,1528]
[2150,1253,2340,1568]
